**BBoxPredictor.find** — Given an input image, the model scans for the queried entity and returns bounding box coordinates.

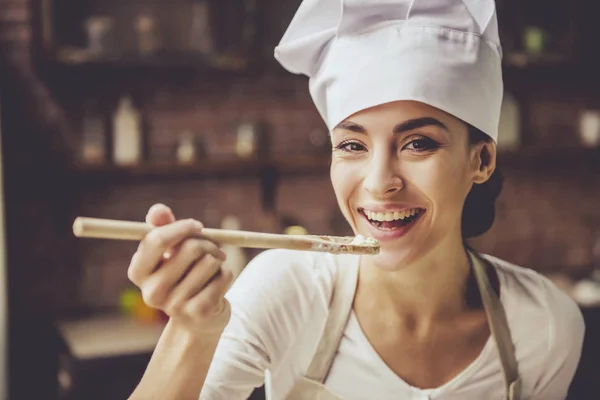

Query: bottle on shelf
[112,95,143,166]
[135,15,159,57]
[176,131,200,164]
[85,16,115,58]
[579,109,600,148]
[523,26,547,56]
[80,99,107,164]
[235,121,258,159]
[235,119,270,159]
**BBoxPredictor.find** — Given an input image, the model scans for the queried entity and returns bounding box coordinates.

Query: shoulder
[226,249,346,311]
[481,254,585,387]
[219,251,357,379]
[482,253,584,337]
[204,250,344,399]
[225,250,360,338]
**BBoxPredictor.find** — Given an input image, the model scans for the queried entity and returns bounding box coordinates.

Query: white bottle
[113,96,142,166]
[176,131,197,164]
[579,110,600,147]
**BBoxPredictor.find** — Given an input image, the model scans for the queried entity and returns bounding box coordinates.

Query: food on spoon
[350,234,379,246]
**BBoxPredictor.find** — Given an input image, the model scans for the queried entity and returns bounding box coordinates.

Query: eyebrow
[334,117,448,135]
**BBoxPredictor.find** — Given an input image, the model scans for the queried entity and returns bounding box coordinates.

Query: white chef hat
[274,0,503,141]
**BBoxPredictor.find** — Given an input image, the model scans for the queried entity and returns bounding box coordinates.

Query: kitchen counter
[57,313,165,360]
[55,313,166,400]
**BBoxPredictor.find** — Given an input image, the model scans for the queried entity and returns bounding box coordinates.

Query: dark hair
[461,125,503,238]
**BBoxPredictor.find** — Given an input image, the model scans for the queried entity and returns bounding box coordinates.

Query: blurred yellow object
[119,288,140,316]
[133,296,159,323]
[284,225,308,235]
[120,287,160,323]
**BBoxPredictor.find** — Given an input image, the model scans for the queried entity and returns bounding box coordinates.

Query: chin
[365,244,423,271]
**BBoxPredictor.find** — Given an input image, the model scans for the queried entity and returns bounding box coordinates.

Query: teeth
[365,209,421,222]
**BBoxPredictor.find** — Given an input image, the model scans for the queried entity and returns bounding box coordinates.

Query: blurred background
[0,0,599,399]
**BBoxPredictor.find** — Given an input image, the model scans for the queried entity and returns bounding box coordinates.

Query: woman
[127,1,584,399]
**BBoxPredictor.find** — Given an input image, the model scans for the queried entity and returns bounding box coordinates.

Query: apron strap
[468,250,522,400]
[286,258,359,399]
[304,257,360,382]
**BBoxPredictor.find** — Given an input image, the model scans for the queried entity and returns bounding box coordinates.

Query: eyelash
[404,136,440,152]
[334,140,366,152]
[334,136,440,153]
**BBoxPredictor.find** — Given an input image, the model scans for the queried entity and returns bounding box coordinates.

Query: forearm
[129,319,222,400]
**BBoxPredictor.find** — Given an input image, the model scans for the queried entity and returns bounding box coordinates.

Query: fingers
[162,255,224,315]
[127,219,203,284]
[184,267,233,320]
[146,203,177,227]
[138,240,226,309]
[128,204,233,332]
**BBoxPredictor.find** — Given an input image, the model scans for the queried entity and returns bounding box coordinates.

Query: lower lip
[360,211,424,241]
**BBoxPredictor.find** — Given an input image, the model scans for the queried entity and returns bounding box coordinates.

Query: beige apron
[286,251,522,400]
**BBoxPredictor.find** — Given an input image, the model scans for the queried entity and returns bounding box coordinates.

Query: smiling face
[330,101,494,270]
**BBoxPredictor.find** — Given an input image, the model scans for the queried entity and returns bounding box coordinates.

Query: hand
[127,204,233,335]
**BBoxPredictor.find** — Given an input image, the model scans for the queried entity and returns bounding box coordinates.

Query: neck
[358,235,472,325]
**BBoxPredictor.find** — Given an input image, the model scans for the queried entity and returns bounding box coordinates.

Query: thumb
[146,203,176,227]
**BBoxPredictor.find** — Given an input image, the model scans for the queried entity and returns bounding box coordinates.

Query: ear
[471,140,497,184]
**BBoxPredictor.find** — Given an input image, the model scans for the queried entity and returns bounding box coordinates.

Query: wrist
[167,317,226,345]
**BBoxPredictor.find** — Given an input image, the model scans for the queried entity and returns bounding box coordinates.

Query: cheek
[410,157,471,215]
[330,161,360,215]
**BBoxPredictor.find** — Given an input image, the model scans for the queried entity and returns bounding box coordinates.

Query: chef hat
[274,0,503,141]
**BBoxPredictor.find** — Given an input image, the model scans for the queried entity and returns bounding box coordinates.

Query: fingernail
[149,203,167,213]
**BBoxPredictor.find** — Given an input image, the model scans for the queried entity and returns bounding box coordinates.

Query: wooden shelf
[70,155,332,184]
[50,47,250,72]
[501,53,584,88]
[503,52,576,69]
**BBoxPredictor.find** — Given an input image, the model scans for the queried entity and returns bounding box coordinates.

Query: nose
[363,153,404,198]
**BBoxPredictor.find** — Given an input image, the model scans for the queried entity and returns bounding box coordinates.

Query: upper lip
[359,204,425,213]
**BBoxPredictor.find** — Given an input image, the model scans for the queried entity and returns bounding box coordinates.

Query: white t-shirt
[201,250,585,400]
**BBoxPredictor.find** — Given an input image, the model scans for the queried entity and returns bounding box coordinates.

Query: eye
[334,140,366,153]
[403,136,439,152]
